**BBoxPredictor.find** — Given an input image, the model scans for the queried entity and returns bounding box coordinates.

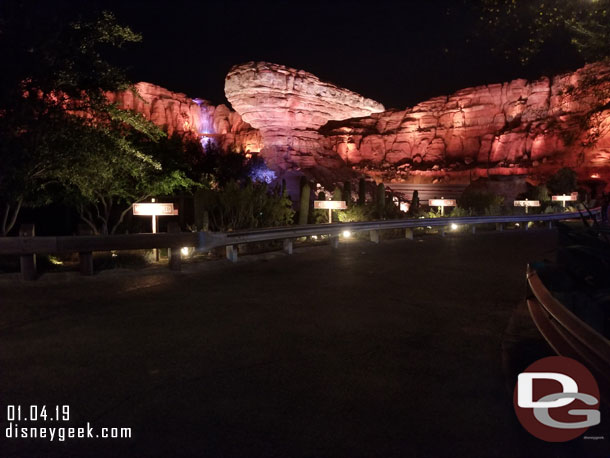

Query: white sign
[313,201,347,210]
[551,193,578,207]
[551,193,578,202]
[514,200,540,207]
[133,203,178,216]
[428,199,457,207]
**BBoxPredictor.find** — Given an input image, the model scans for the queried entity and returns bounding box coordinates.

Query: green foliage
[376,183,386,211]
[332,186,343,201]
[298,181,311,225]
[547,167,578,195]
[530,184,551,203]
[198,181,294,231]
[477,0,610,64]
[343,181,352,204]
[449,206,472,217]
[458,189,504,216]
[408,190,420,216]
[0,4,167,235]
[337,204,375,223]
[358,178,366,205]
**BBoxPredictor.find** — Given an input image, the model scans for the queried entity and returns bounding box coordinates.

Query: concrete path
[0,231,607,457]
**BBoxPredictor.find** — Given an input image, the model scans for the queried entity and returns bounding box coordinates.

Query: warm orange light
[591,173,601,179]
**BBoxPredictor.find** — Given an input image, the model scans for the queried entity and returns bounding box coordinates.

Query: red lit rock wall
[107,82,263,153]
[320,62,610,181]
[224,62,385,171]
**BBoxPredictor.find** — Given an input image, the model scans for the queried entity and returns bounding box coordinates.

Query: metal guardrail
[0,208,599,280]
[526,265,610,403]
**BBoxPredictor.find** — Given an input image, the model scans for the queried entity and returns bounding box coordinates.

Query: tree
[547,167,578,195]
[0,2,176,235]
[476,0,610,65]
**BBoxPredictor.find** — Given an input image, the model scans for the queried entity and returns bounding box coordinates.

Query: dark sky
[94,0,583,109]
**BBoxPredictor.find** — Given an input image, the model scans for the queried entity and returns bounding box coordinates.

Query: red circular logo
[513,356,600,442]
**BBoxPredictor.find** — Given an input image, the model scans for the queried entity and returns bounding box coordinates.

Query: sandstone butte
[110,62,610,186]
[320,61,610,185]
[224,61,386,172]
[106,82,263,154]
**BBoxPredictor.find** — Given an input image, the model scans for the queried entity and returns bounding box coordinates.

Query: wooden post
[77,224,94,276]
[370,230,380,244]
[283,239,293,255]
[168,222,182,271]
[226,245,238,262]
[405,228,414,240]
[19,224,37,281]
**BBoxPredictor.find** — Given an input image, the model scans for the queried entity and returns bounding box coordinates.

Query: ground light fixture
[342,230,352,238]
[450,223,458,231]
[181,247,190,256]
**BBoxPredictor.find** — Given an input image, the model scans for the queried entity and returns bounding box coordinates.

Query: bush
[547,167,577,195]
[196,180,294,231]
[529,184,551,203]
[458,189,504,216]
[449,206,472,217]
[337,204,375,222]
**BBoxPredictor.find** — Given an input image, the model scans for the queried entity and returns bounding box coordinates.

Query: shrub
[547,167,577,195]
[197,180,294,231]
[529,184,551,203]
[458,189,504,216]
[337,204,375,222]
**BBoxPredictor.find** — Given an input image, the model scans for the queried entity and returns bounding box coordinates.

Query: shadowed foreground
[0,231,607,457]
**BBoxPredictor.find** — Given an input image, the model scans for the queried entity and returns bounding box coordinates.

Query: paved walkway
[0,231,607,457]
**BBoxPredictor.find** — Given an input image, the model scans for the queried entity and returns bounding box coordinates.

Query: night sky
[91,1,582,108]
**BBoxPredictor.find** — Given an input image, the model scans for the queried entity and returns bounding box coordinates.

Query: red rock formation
[107,82,263,153]
[320,62,610,183]
[224,62,385,171]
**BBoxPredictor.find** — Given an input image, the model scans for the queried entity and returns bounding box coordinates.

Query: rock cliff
[224,61,385,171]
[107,82,262,154]
[320,62,610,182]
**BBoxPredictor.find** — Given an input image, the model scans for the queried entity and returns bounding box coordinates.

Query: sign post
[133,199,179,260]
[551,192,578,208]
[313,200,347,223]
[514,199,540,214]
[428,197,457,216]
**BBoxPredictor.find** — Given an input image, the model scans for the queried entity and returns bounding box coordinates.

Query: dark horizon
[92,0,584,109]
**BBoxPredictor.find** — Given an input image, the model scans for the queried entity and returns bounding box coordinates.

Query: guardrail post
[405,228,414,240]
[19,224,37,281]
[168,222,182,271]
[226,245,238,262]
[77,224,94,276]
[524,221,530,231]
[283,239,293,255]
[548,221,553,229]
[471,225,476,235]
[496,223,503,232]
[441,227,447,237]
[330,236,340,249]
[370,230,380,244]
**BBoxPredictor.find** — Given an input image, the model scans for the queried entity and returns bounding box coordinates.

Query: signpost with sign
[514,199,540,214]
[313,200,347,223]
[551,192,578,207]
[133,199,179,260]
[428,198,457,216]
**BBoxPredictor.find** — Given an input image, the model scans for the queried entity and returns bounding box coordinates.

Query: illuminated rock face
[107,82,262,153]
[224,61,385,170]
[321,62,610,180]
